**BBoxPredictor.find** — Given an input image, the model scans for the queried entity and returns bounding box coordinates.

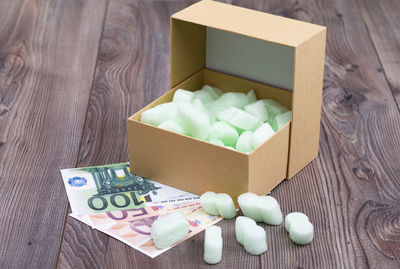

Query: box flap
[172,0,325,48]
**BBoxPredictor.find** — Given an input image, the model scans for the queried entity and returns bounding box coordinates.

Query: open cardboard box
[127,0,326,203]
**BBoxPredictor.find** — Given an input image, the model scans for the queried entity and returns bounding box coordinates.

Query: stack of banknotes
[61,162,222,258]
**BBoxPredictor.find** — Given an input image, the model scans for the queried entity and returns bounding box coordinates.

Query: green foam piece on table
[204,226,223,264]
[217,107,261,131]
[252,123,275,148]
[209,121,239,147]
[158,119,185,134]
[151,211,189,249]
[244,100,269,122]
[262,99,289,117]
[238,193,283,225]
[208,138,224,147]
[271,110,292,131]
[236,130,254,153]
[177,102,210,139]
[289,219,314,245]
[140,102,177,126]
[235,216,268,255]
[247,89,257,103]
[285,212,309,232]
[173,89,194,103]
[200,191,236,219]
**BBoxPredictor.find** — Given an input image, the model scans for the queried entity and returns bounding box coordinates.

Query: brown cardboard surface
[170,19,205,88]
[128,119,249,202]
[172,0,325,47]
[128,0,326,201]
[288,29,327,178]
[128,68,292,202]
[249,123,290,194]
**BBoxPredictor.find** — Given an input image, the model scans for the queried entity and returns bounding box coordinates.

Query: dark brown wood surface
[0,0,399,268]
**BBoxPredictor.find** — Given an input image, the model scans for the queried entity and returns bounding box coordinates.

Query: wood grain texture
[0,0,398,268]
[57,1,255,268]
[357,0,400,111]
[0,0,107,268]
[233,0,400,268]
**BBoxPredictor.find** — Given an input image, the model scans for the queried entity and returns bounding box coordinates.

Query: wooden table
[1,0,399,268]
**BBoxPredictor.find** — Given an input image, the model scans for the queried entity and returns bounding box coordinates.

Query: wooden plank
[0,0,107,268]
[58,0,259,268]
[357,0,400,111]
[233,0,400,268]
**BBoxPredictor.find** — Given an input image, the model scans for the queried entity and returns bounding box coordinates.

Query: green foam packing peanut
[235,216,268,255]
[238,192,283,225]
[200,191,236,219]
[262,99,289,117]
[140,102,177,126]
[285,212,309,232]
[173,89,194,103]
[203,226,223,264]
[140,85,291,153]
[207,138,224,147]
[236,130,254,153]
[151,211,189,249]
[247,89,257,103]
[271,110,292,131]
[217,107,261,131]
[251,123,275,148]
[193,89,216,104]
[206,85,224,99]
[209,121,239,147]
[216,92,249,111]
[244,100,269,122]
[177,102,210,140]
[158,119,185,134]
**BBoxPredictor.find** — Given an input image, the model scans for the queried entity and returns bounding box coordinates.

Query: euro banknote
[88,206,222,258]
[61,162,199,214]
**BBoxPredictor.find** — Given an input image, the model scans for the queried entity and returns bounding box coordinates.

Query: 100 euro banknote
[61,162,199,214]
[93,206,222,258]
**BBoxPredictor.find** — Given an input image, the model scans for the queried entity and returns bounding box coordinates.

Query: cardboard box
[127,0,326,202]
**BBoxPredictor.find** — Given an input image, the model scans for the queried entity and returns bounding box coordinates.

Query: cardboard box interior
[128,69,291,203]
[128,0,326,200]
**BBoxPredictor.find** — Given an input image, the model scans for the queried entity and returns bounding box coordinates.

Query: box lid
[172,0,325,48]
